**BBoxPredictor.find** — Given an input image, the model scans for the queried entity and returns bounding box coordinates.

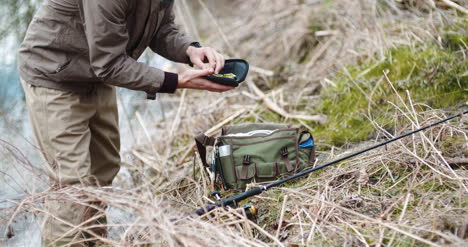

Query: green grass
[307,30,467,147]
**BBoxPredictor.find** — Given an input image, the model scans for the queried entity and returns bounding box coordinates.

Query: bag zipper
[219,128,297,140]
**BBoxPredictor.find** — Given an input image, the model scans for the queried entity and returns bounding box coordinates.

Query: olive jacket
[18,0,195,94]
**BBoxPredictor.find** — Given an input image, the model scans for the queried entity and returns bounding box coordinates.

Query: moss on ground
[304,27,467,147]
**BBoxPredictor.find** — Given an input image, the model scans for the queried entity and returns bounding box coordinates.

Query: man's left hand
[186,46,225,73]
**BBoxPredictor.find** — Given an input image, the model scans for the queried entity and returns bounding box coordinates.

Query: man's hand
[186,46,225,73]
[178,68,235,92]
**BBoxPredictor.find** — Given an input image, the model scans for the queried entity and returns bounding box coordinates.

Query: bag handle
[195,133,216,167]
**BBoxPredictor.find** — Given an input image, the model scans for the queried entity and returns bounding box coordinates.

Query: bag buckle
[280,147,289,157]
[243,155,251,166]
[280,147,294,172]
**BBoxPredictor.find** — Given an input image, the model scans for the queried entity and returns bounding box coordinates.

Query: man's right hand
[178,68,235,92]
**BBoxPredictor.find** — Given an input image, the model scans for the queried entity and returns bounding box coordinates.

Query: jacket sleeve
[150,2,196,63]
[78,0,178,94]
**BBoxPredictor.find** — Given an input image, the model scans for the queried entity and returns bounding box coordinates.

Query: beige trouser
[21,80,121,246]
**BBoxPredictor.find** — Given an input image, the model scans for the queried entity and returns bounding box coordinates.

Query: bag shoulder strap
[195,133,216,167]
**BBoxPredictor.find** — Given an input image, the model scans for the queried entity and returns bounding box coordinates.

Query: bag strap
[280,147,295,173]
[195,133,216,167]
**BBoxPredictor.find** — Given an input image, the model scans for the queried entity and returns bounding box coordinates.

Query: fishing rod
[194,110,467,216]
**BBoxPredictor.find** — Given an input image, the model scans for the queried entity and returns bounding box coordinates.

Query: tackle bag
[195,123,316,191]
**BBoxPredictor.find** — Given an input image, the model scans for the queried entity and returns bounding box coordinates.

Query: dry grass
[1,106,466,246]
[1,0,467,246]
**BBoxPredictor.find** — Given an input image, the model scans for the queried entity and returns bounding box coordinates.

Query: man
[18,0,233,245]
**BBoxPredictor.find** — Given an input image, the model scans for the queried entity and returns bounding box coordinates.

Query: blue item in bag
[299,138,314,148]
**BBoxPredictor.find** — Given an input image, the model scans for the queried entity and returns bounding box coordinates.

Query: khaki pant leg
[21,81,108,243]
[83,85,121,241]
[22,80,95,185]
[89,85,121,186]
